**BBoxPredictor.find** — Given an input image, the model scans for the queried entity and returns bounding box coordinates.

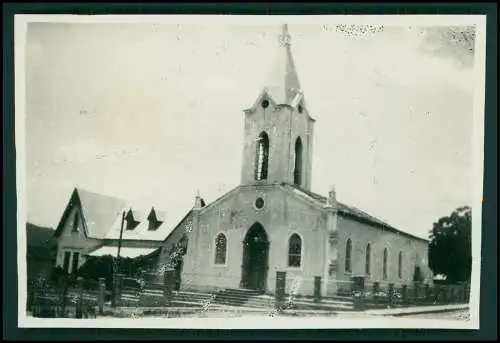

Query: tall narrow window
[255,132,269,181]
[345,239,352,273]
[72,212,79,232]
[71,252,80,274]
[288,234,302,267]
[293,137,303,186]
[398,251,403,279]
[365,243,371,275]
[214,233,227,265]
[383,248,388,280]
[63,251,71,274]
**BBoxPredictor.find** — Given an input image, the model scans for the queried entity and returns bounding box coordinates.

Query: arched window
[398,251,403,279]
[214,233,227,265]
[293,137,303,186]
[345,238,352,273]
[365,243,371,275]
[255,132,270,181]
[288,234,302,267]
[383,248,388,280]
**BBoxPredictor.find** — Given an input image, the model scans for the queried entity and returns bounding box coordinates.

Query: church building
[176,24,433,297]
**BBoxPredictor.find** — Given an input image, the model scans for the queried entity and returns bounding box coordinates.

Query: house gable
[54,189,89,239]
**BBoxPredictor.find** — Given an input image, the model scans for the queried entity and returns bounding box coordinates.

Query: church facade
[175,25,433,297]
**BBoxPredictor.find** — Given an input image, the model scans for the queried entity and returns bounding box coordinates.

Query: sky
[23,19,478,240]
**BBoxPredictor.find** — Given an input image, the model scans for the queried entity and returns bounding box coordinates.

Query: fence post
[413,282,420,305]
[424,284,431,303]
[112,273,123,308]
[275,271,286,312]
[75,277,84,319]
[387,283,394,308]
[461,284,467,303]
[55,276,64,317]
[98,278,106,315]
[373,282,380,306]
[351,276,365,311]
[314,276,322,303]
[401,284,408,306]
[436,284,442,304]
[163,269,175,307]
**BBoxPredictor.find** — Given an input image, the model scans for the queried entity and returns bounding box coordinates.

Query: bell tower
[240,24,315,190]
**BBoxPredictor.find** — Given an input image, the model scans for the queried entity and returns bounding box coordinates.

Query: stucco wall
[155,212,193,271]
[181,185,328,295]
[334,215,432,289]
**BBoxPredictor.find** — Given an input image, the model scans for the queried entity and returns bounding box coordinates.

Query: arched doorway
[240,222,269,292]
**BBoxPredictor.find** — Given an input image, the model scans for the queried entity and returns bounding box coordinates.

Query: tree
[428,206,472,283]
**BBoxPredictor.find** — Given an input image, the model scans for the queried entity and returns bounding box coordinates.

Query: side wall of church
[334,215,432,292]
[180,185,328,296]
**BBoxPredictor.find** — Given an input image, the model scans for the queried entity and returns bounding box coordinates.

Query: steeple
[265,24,303,106]
[240,23,315,190]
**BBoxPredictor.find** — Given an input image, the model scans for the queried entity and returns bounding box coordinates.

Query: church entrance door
[240,222,269,292]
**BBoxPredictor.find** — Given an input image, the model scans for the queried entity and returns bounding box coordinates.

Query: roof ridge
[75,187,127,203]
[281,182,428,243]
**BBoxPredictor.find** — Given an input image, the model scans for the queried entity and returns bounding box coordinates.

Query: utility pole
[117,210,126,273]
[111,210,126,308]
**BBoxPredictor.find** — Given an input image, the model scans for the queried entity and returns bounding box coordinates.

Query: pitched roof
[54,188,127,239]
[103,208,190,242]
[76,188,128,239]
[282,182,428,243]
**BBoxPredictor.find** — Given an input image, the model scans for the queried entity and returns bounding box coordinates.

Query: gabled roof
[54,187,201,243]
[104,206,197,242]
[54,188,127,239]
[282,182,428,243]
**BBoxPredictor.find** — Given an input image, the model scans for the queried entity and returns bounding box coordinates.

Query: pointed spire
[326,184,337,208]
[279,24,292,47]
[264,24,302,106]
[194,190,203,210]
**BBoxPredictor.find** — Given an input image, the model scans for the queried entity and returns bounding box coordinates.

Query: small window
[72,212,79,232]
[214,233,227,265]
[255,197,265,209]
[345,238,352,273]
[261,100,269,109]
[148,219,160,231]
[288,234,302,267]
[298,104,303,113]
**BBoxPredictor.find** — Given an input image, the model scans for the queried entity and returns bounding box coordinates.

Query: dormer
[147,207,165,231]
[124,209,143,231]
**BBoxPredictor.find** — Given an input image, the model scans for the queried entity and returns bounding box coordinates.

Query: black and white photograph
[16,14,486,329]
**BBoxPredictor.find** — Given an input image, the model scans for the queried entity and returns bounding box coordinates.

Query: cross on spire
[279,24,291,47]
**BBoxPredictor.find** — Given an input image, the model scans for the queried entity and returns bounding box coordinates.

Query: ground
[395,309,470,321]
